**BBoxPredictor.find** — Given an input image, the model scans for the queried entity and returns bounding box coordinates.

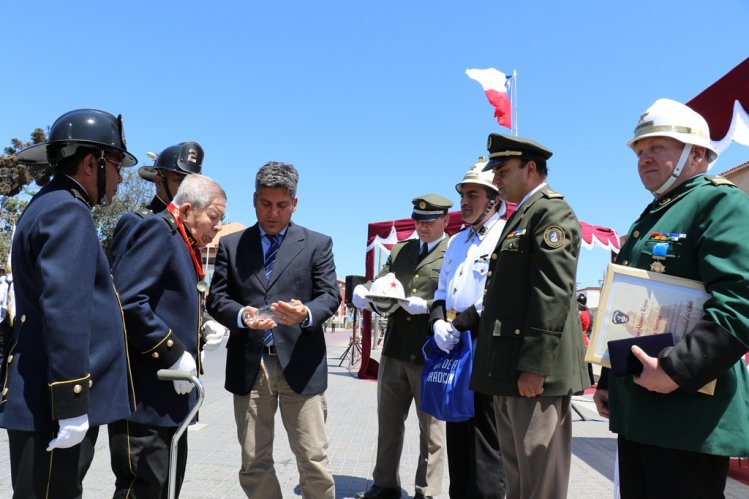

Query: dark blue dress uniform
[0,175,136,497]
[110,195,167,267]
[0,175,135,430]
[109,209,203,497]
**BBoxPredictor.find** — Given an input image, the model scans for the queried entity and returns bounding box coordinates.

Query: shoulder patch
[542,189,564,199]
[707,175,735,187]
[543,225,566,248]
[159,211,178,232]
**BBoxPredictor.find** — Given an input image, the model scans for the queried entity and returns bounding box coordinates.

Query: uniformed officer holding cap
[353,194,451,499]
[471,133,588,499]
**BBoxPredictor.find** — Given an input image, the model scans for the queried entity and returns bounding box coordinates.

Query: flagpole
[513,70,518,136]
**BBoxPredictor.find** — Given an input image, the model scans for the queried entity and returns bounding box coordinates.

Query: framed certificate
[586,263,709,368]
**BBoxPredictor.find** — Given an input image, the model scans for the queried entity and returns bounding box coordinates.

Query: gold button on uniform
[411,289,417,293]
[406,317,411,321]
[73,384,82,394]
[414,274,420,279]
[152,352,160,359]
[621,260,629,266]
[491,254,497,260]
[514,329,521,335]
[633,230,640,238]
[487,271,493,277]
[167,339,174,348]
[89,379,93,388]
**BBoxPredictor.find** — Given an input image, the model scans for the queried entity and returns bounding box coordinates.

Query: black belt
[263,345,277,356]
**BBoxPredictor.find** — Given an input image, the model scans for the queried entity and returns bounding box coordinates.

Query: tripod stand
[338,308,362,368]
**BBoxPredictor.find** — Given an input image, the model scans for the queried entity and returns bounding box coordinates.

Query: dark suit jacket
[0,176,134,432]
[207,222,340,395]
[471,186,588,397]
[370,238,447,364]
[112,212,201,427]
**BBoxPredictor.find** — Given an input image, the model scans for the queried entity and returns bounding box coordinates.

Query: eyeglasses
[105,157,124,175]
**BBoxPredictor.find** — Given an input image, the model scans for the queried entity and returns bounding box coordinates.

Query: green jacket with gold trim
[600,175,749,456]
[471,186,588,397]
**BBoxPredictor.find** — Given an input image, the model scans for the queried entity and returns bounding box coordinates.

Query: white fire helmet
[367,272,405,316]
[627,98,718,164]
[455,156,499,194]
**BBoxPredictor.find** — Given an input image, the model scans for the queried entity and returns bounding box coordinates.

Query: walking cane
[157,369,205,499]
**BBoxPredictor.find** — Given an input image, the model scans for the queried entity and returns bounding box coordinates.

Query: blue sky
[2,1,748,287]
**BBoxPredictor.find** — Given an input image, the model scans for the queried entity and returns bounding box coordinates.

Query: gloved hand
[47,414,89,451]
[168,351,197,395]
[400,296,429,315]
[433,319,459,353]
[202,319,228,351]
[351,284,371,310]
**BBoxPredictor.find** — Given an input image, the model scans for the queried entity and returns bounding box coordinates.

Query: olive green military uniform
[471,134,588,499]
[601,175,749,457]
[364,195,449,498]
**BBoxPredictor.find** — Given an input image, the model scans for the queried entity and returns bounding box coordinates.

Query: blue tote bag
[419,332,475,422]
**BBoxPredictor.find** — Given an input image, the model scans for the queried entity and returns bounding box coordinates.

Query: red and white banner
[466,67,512,128]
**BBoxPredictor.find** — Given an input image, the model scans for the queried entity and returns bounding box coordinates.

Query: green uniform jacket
[601,175,749,456]
[371,237,447,364]
[471,186,588,397]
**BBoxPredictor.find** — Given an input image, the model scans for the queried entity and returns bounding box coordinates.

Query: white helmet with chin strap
[455,156,500,226]
[627,98,718,197]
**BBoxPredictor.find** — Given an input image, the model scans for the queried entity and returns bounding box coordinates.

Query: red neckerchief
[167,202,205,280]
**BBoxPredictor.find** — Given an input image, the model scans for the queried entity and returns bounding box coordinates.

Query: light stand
[338,307,362,368]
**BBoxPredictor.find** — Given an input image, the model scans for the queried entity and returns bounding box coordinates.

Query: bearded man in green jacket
[594,98,749,498]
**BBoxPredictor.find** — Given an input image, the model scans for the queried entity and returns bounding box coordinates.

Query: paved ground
[1,328,748,498]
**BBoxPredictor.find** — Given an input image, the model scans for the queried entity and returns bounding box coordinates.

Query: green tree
[0,129,49,197]
[94,167,153,257]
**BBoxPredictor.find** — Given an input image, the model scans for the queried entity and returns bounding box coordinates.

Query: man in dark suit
[110,174,226,498]
[207,161,340,499]
[0,109,137,497]
[353,195,451,499]
[471,134,588,499]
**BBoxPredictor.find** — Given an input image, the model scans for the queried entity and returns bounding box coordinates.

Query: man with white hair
[594,98,749,498]
[110,174,226,497]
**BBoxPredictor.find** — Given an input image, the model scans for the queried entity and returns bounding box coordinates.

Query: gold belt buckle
[446,310,457,322]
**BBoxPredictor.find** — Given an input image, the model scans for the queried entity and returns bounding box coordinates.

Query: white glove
[400,296,429,315]
[433,319,459,353]
[47,414,89,451]
[202,319,228,351]
[168,351,197,395]
[351,284,372,310]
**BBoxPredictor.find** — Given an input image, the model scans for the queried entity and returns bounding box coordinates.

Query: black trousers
[617,435,729,499]
[446,392,506,499]
[7,426,99,499]
[109,419,188,499]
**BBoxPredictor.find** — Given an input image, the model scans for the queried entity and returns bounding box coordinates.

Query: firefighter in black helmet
[1,109,137,497]
[110,142,204,267]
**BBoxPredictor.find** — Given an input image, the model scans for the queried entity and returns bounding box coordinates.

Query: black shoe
[355,485,402,499]
[413,495,432,499]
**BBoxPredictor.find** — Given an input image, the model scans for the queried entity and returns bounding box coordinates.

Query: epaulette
[136,208,153,218]
[160,210,179,233]
[707,175,735,187]
[542,189,564,199]
[69,188,92,208]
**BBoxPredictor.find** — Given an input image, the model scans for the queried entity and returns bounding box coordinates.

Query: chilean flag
[466,68,512,128]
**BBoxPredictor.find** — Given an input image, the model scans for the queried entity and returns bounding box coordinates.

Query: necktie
[265,234,281,282]
[419,243,429,262]
[263,233,282,346]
